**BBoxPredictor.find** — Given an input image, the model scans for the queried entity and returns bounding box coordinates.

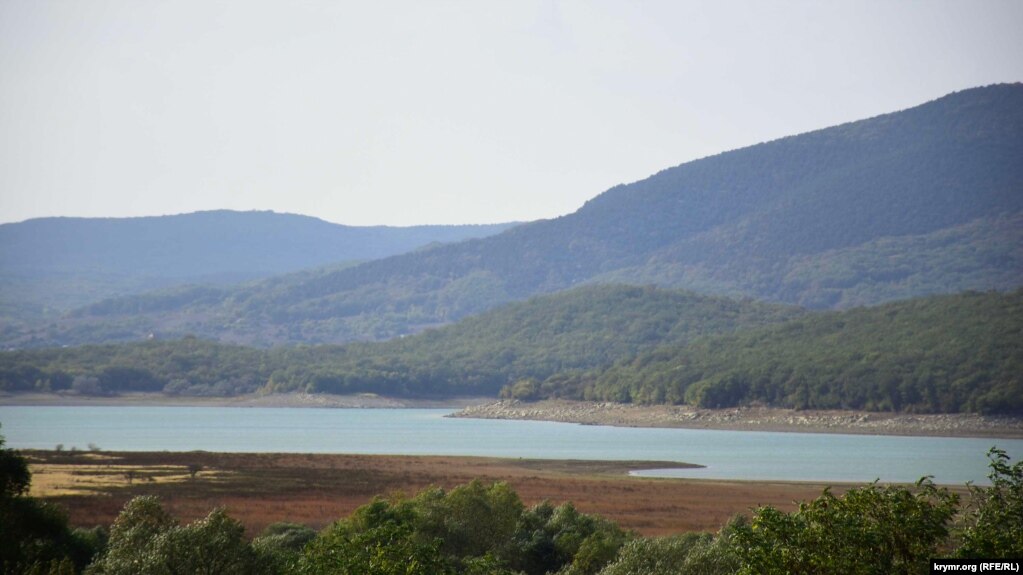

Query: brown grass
[28,450,851,537]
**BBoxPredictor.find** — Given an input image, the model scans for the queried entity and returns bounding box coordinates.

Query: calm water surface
[1,406,1020,485]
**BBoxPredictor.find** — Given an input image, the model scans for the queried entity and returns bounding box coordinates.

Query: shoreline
[5,392,1022,439]
[0,391,489,409]
[448,399,1023,439]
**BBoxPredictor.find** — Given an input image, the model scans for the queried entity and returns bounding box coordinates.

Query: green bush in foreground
[299,521,453,575]
[300,480,628,575]
[85,497,256,575]
[732,479,959,575]
[251,522,317,574]
[596,525,741,575]
[1,425,104,575]
[957,447,1023,558]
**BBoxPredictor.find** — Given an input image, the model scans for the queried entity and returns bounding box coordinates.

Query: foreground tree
[957,447,1023,558]
[251,522,317,574]
[86,497,255,575]
[86,496,176,574]
[1,426,101,574]
[731,479,958,575]
[597,518,741,575]
[299,521,453,575]
[0,428,31,498]
[412,480,524,563]
[508,500,629,575]
[297,480,627,575]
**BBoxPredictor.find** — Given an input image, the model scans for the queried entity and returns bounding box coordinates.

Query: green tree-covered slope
[599,213,1023,309]
[566,290,1023,414]
[0,285,800,398]
[5,288,1021,414]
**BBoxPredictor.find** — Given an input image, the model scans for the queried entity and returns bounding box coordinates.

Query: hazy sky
[1,1,1021,226]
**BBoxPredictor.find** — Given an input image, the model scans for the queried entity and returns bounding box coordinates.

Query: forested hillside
[559,290,1023,414]
[11,85,1021,347]
[3,288,1021,414]
[0,285,800,398]
[0,210,515,320]
[601,213,1023,309]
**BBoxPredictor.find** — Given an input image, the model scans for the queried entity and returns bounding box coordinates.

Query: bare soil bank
[450,399,1023,439]
[26,450,850,536]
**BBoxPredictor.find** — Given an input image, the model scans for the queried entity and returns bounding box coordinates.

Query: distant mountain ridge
[0,210,517,318]
[6,84,1023,347]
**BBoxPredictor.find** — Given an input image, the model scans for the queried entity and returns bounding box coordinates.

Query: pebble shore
[449,399,1023,439]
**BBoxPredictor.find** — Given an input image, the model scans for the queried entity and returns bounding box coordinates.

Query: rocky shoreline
[448,399,1023,439]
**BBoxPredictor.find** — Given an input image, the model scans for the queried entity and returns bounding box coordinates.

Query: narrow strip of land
[27,450,850,536]
[8,392,1021,438]
[0,391,481,409]
[450,399,1023,439]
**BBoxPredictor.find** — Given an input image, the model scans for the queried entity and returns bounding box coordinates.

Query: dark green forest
[559,290,1023,414]
[3,430,1022,574]
[2,288,1020,414]
[6,85,1022,348]
[0,285,800,398]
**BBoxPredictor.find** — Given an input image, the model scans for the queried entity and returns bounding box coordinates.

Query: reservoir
[1,406,1020,485]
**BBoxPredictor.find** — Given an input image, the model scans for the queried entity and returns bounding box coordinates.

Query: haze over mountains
[0,211,515,318]
[3,84,1022,349]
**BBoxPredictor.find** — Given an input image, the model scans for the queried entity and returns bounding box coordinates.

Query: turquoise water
[1,406,1020,485]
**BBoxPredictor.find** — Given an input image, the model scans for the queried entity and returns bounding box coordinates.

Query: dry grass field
[26,450,852,537]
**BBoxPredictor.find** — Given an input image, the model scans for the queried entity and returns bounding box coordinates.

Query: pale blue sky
[1,0,1021,226]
